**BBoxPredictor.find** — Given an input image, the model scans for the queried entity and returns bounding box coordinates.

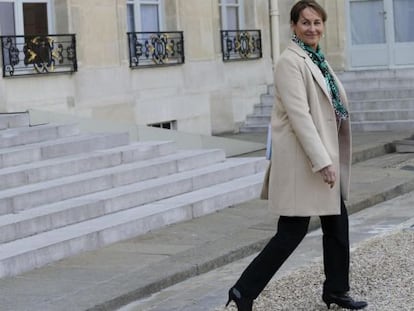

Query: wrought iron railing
[221,30,262,62]
[0,34,77,77]
[127,31,185,68]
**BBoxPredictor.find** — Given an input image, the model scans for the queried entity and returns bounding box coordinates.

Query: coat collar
[287,41,332,103]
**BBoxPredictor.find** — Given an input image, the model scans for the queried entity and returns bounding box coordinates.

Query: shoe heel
[225,289,234,308]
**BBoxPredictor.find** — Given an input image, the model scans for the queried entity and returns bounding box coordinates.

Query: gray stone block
[351,109,414,122]
[350,98,414,111]
[395,139,414,153]
[0,133,129,169]
[0,141,175,190]
[0,172,264,278]
[0,123,80,148]
[260,94,274,106]
[0,158,266,243]
[0,113,30,130]
[0,150,227,213]
[348,88,414,101]
[351,120,414,132]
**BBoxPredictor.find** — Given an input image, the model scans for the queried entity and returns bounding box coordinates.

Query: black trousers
[234,198,350,299]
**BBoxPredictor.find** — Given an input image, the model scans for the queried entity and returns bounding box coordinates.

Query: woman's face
[292,7,324,50]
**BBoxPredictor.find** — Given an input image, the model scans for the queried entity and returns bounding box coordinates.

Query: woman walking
[226,1,367,310]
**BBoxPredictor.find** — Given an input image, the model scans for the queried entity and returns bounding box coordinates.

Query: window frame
[219,0,245,30]
[126,0,164,32]
[0,0,54,35]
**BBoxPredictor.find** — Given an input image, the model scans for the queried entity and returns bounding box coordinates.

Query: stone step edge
[0,123,79,140]
[351,120,414,124]
[394,139,414,146]
[0,140,175,175]
[348,86,414,91]
[246,114,271,118]
[0,141,176,190]
[0,112,30,130]
[349,98,414,103]
[0,132,130,169]
[87,176,414,311]
[0,123,80,149]
[0,149,227,214]
[0,132,126,155]
[351,109,414,113]
[0,172,265,278]
[0,157,266,243]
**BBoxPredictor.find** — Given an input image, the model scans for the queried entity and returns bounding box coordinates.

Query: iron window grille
[0,34,77,78]
[221,29,262,62]
[127,31,185,69]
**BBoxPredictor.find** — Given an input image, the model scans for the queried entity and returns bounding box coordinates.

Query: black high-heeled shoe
[225,287,253,311]
[322,292,368,310]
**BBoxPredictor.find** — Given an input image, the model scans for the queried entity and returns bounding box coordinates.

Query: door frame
[346,0,414,70]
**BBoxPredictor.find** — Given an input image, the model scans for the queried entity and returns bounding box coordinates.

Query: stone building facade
[0,0,412,135]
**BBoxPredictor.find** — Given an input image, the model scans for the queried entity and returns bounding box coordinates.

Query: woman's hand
[319,165,336,188]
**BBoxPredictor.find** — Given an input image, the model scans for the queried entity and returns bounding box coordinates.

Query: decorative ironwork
[127,31,185,68]
[221,30,262,62]
[1,34,77,77]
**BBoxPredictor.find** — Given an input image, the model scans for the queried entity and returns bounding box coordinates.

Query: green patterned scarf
[292,35,349,121]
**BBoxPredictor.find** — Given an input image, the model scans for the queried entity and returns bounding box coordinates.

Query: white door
[391,0,414,65]
[348,0,414,68]
[348,0,388,68]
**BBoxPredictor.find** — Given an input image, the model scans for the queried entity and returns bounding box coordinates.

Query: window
[23,3,48,35]
[148,120,177,130]
[219,0,244,30]
[0,0,77,77]
[0,0,52,36]
[0,2,16,35]
[127,0,162,32]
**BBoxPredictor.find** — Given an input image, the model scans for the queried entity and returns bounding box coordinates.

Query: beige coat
[264,42,351,216]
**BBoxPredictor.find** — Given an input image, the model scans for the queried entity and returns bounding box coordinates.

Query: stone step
[394,139,414,153]
[267,85,275,96]
[239,124,268,133]
[0,141,176,190]
[0,112,30,130]
[350,98,414,111]
[260,94,274,106]
[244,114,271,125]
[0,157,266,244]
[0,132,129,169]
[337,68,414,81]
[0,149,226,215]
[0,170,265,278]
[351,120,414,132]
[350,109,414,122]
[347,88,414,101]
[0,123,80,148]
[343,78,414,91]
[253,104,272,115]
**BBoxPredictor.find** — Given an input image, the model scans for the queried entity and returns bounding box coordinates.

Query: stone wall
[0,0,274,135]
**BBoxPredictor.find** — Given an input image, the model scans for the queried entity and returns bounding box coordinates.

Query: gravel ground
[216,228,414,311]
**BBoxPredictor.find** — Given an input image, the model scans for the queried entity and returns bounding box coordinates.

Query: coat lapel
[287,42,332,104]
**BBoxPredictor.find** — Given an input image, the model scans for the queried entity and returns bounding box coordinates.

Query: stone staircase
[339,68,414,131]
[240,68,414,133]
[0,112,267,278]
[239,85,273,133]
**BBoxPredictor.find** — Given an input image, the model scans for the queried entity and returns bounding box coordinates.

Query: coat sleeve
[274,55,332,173]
